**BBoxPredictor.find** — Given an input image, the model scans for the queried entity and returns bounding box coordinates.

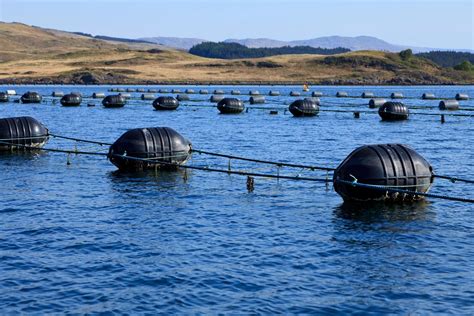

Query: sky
[0,0,473,50]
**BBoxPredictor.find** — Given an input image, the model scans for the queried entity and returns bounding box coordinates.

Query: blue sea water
[0,85,473,314]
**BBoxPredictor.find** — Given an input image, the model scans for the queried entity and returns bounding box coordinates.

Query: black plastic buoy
[0,116,49,151]
[60,93,82,106]
[422,93,435,100]
[0,92,9,102]
[217,98,244,114]
[336,92,348,97]
[20,91,42,104]
[176,94,190,101]
[368,98,386,108]
[92,92,106,99]
[333,144,434,202]
[378,102,409,121]
[269,91,280,96]
[210,95,224,103]
[52,91,64,97]
[199,90,209,95]
[361,92,374,98]
[290,91,301,97]
[249,96,265,104]
[455,93,469,101]
[108,127,192,171]
[288,99,319,117]
[231,90,241,95]
[439,100,459,111]
[153,96,179,110]
[102,95,126,108]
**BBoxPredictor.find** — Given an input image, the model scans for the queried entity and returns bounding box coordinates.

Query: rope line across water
[336,179,474,203]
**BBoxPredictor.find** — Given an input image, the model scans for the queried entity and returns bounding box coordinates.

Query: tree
[399,49,413,61]
[454,60,473,71]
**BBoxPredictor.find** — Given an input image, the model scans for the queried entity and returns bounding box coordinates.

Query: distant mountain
[139,37,207,50]
[225,36,434,53]
[140,35,472,53]
[223,38,289,48]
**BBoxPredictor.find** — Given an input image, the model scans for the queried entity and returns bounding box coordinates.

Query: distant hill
[189,42,350,59]
[139,37,207,50]
[140,35,472,53]
[0,22,473,85]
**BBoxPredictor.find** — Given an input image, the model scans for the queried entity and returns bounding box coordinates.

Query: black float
[102,95,126,108]
[153,96,179,110]
[289,99,320,117]
[0,116,49,151]
[217,98,245,114]
[0,92,9,102]
[378,102,409,120]
[108,127,192,171]
[333,144,434,202]
[20,91,42,104]
[60,93,82,106]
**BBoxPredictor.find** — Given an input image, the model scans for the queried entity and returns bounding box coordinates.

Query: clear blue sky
[0,0,472,49]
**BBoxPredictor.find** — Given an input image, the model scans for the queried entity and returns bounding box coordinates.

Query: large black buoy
[102,95,126,108]
[20,91,42,104]
[0,116,49,151]
[289,99,320,117]
[153,96,179,110]
[0,92,9,102]
[378,102,409,121]
[60,93,82,106]
[217,98,244,114]
[108,127,192,171]
[333,144,434,202]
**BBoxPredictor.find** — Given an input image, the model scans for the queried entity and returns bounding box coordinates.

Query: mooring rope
[0,140,108,156]
[433,174,474,184]
[192,149,336,171]
[110,154,332,183]
[336,179,474,203]
[49,133,113,146]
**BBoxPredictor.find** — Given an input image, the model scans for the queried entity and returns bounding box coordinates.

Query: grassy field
[0,22,472,85]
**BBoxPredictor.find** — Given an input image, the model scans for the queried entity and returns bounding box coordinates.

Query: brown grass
[0,22,472,85]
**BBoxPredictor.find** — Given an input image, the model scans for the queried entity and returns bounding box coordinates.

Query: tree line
[189,42,350,59]
[416,51,474,68]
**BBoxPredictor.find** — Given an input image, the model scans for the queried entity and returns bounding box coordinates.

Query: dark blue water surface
[1,85,473,314]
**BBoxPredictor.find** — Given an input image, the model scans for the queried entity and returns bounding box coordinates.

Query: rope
[111,154,331,183]
[0,140,108,156]
[336,179,474,203]
[192,149,336,171]
[49,133,113,146]
[433,174,474,184]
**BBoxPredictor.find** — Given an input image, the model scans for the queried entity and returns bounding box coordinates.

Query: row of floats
[1,89,470,101]
[0,91,469,117]
[0,115,437,203]
[107,87,470,101]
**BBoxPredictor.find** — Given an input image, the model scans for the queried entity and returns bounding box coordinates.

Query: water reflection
[107,168,191,194]
[333,200,433,223]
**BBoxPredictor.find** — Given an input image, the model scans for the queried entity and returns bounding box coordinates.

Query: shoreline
[0,80,472,86]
